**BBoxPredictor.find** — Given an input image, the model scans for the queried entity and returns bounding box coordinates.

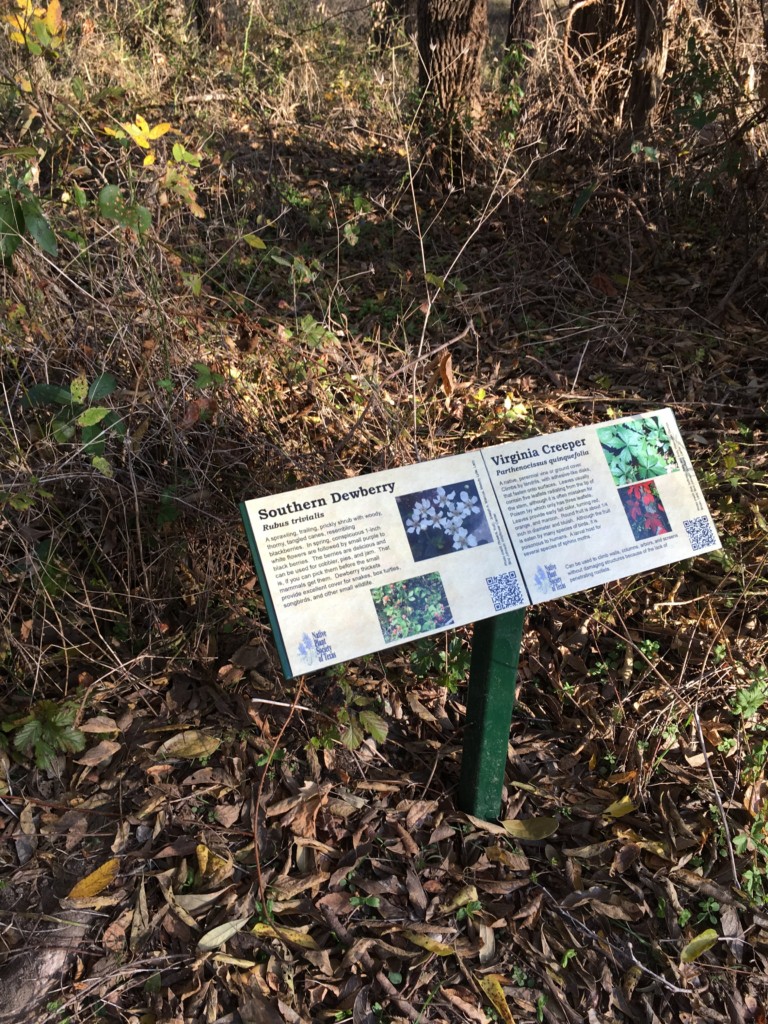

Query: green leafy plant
[98,185,151,235]
[0,168,58,264]
[730,665,768,720]
[597,415,678,486]
[162,143,205,218]
[22,372,125,475]
[455,899,482,923]
[320,677,389,751]
[733,810,768,906]
[3,700,85,769]
[411,635,471,693]
[497,42,531,143]
[695,896,721,926]
[349,894,381,910]
[672,34,726,130]
[371,572,454,644]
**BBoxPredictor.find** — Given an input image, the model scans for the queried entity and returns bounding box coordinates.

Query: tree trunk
[626,0,670,128]
[506,0,535,48]
[194,0,226,47]
[566,0,669,128]
[417,0,488,119]
[372,0,409,50]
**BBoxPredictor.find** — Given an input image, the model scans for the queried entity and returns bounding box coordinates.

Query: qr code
[683,516,717,552]
[486,571,525,611]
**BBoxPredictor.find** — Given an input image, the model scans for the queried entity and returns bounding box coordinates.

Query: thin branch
[692,704,741,890]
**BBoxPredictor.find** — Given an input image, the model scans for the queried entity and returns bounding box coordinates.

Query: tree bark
[626,0,670,128]
[506,0,535,48]
[417,0,488,119]
[371,0,409,50]
[194,0,226,47]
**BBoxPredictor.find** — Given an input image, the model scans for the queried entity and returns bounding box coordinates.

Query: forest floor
[1,4,768,1024]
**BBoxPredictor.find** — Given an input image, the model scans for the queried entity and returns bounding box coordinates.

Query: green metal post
[457,609,525,820]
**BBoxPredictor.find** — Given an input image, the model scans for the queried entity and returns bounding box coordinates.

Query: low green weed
[308,673,389,751]
[1,161,58,264]
[411,635,471,693]
[733,811,768,905]
[2,700,85,769]
[730,665,768,720]
[21,371,125,476]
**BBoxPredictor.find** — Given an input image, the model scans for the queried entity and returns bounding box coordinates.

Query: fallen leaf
[501,817,558,841]
[175,888,232,915]
[440,884,479,914]
[476,921,496,964]
[444,987,489,1023]
[402,929,454,956]
[67,858,120,898]
[75,739,121,766]
[477,974,516,1024]
[213,953,260,968]
[744,775,768,818]
[268,872,330,900]
[130,878,151,952]
[196,843,234,886]
[486,845,529,871]
[156,731,221,759]
[464,814,509,836]
[79,716,120,733]
[103,907,133,952]
[439,351,455,396]
[198,917,250,950]
[407,693,438,723]
[681,928,718,963]
[605,796,636,818]
[251,922,320,949]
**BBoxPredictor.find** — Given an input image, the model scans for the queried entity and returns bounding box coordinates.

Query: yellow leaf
[148,122,172,139]
[103,126,125,139]
[242,233,266,250]
[251,922,320,949]
[501,817,559,841]
[156,730,221,760]
[213,953,259,968]
[68,858,120,898]
[681,929,718,963]
[198,917,250,951]
[135,114,150,133]
[195,843,233,885]
[143,151,156,167]
[122,122,150,148]
[15,74,32,93]
[44,0,62,35]
[478,975,516,1024]
[402,929,454,956]
[440,884,479,915]
[605,796,636,818]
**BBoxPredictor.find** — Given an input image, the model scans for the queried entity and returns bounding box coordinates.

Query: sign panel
[241,409,720,678]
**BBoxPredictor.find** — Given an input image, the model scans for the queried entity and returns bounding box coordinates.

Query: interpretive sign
[241,409,720,679]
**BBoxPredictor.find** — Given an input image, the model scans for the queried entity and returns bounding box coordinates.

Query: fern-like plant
[10,701,86,769]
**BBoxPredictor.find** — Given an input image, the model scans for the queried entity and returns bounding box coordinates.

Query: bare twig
[692,704,741,890]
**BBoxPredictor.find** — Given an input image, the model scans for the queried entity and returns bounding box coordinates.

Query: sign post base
[457,609,525,820]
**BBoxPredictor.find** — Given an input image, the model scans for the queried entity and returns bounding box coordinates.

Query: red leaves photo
[618,480,672,541]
